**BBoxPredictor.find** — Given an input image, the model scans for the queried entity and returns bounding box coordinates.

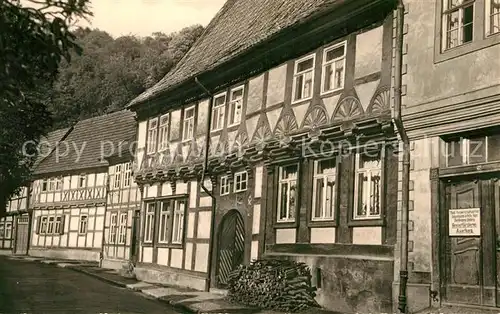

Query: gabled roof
[128,0,341,108]
[33,127,72,169]
[34,110,137,176]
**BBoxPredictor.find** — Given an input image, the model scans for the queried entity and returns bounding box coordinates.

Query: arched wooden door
[216,210,245,288]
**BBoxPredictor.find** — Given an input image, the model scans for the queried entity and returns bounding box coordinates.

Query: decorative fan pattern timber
[369,88,390,113]
[302,106,328,129]
[275,112,298,137]
[233,131,249,153]
[332,96,364,122]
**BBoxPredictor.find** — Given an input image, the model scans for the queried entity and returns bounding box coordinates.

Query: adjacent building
[1,127,71,255]
[127,0,399,312]
[398,0,500,312]
[101,137,141,270]
[29,110,136,262]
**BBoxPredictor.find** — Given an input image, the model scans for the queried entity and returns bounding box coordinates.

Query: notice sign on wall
[449,208,481,236]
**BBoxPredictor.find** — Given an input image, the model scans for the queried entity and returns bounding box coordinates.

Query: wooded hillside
[46,25,204,129]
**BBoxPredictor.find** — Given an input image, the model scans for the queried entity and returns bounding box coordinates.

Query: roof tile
[129,0,340,107]
[34,110,137,175]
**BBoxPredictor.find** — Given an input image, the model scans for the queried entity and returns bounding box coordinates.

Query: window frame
[158,113,170,151]
[441,0,476,51]
[146,117,159,155]
[143,202,155,244]
[109,213,118,244]
[143,197,188,249]
[486,0,500,36]
[320,42,347,95]
[276,164,300,224]
[182,106,195,143]
[291,54,316,104]
[78,174,87,188]
[234,171,248,193]
[220,175,230,196]
[78,215,88,234]
[47,216,55,234]
[351,151,384,222]
[311,157,340,223]
[228,86,244,127]
[123,163,132,188]
[41,179,48,192]
[40,216,48,234]
[0,223,4,238]
[5,222,12,239]
[113,164,122,189]
[211,92,227,132]
[118,212,127,244]
[435,0,500,62]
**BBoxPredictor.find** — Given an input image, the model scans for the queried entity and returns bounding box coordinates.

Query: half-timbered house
[128,0,399,312]
[396,0,500,312]
[1,127,71,255]
[101,135,141,270]
[29,110,136,262]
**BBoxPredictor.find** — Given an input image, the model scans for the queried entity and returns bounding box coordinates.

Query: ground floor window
[118,213,127,244]
[36,215,64,235]
[0,222,11,239]
[109,213,118,244]
[143,196,188,247]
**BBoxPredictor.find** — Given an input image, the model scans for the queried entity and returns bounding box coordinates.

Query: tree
[47,25,205,129]
[0,0,92,217]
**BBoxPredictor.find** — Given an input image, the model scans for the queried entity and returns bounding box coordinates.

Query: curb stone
[66,266,129,288]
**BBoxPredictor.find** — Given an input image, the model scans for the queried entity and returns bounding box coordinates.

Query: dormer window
[292,54,315,103]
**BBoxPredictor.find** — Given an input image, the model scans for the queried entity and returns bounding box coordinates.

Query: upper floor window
[78,175,87,188]
[442,0,474,51]
[277,164,298,222]
[41,179,48,192]
[487,0,500,35]
[321,42,346,94]
[220,176,230,196]
[113,164,122,189]
[182,106,195,142]
[212,93,226,131]
[292,55,315,103]
[123,163,132,188]
[312,159,337,221]
[228,86,244,127]
[147,118,158,155]
[353,153,382,220]
[158,114,170,151]
[234,171,248,193]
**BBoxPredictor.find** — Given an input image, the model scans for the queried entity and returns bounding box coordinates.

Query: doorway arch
[216,209,245,288]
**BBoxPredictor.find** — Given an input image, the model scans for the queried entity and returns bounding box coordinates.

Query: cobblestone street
[0,256,180,314]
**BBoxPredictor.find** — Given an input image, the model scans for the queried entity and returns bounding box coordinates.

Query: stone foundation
[134,265,207,291]
[29,247,100,262]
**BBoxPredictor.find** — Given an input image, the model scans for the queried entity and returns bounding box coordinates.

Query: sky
[78,0,227,37]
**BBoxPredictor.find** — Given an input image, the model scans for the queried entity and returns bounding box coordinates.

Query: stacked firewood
[226,259,320,312]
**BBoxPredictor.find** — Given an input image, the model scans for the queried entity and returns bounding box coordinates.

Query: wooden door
[216,210,245,288]
[130,210,141,263]
[14,216,29,255]
[443,179,497,306]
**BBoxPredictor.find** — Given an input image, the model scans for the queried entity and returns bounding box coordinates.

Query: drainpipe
[393,1,410,313]
[194,77,216,292]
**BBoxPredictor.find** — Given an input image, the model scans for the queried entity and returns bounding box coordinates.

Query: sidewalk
[7,255,339,314]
